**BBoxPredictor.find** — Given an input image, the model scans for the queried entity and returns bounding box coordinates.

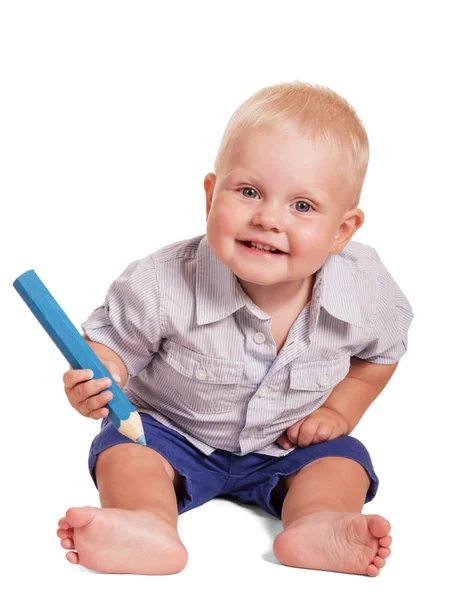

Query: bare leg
[272,457,392,577]
[56,444,188,575]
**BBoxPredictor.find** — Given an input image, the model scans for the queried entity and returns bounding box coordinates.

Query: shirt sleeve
[81,255,162,377]
[353,263,414,365]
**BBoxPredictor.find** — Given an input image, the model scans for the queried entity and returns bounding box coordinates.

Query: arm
[278,357,398,448]
[82,333,129,389]
[323,357,398,433]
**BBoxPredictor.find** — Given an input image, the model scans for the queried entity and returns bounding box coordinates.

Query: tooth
[248,240,280,253]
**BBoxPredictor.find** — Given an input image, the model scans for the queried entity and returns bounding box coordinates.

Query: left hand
[277,406,349,449]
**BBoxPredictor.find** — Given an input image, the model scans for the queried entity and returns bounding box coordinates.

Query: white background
[1,1,452,598]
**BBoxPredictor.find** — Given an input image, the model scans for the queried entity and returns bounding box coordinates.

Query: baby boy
[57,81,413,576]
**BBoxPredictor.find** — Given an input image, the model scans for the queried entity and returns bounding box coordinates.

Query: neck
[238,273,316,315]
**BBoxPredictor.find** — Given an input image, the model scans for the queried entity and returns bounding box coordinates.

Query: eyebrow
[225,169,328,205]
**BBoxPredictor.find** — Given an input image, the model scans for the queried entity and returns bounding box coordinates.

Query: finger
[277,432,293,450]
[85,389,113,412]
[313,422,333,444]
[63,369,94,390]
[74,377,112,405]
[286,419,305,444]
[102,361,122,384]
[297,419,319,447]
[88,406,110,420]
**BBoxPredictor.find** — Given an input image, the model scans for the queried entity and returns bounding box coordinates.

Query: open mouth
[238,240,286,255]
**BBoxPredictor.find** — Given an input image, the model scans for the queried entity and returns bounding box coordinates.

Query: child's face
[204,129,363,290]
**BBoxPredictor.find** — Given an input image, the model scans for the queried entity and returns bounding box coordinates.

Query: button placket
[253,331,266,344]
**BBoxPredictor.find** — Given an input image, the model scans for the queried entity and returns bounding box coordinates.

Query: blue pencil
[13,269,146,446]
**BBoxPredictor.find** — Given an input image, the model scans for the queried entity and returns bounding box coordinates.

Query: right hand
[63,360,122,419]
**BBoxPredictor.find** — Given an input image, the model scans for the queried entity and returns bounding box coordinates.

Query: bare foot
[56,506,188,575]
[273,511,392,576]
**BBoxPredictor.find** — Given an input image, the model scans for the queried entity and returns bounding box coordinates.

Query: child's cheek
[294,227,325,249]
[292,227,333,262]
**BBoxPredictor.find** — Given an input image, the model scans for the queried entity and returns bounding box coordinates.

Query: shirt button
[257,385,269,397]
[253,332,266,344]
[318,373,330,386]
[195,368,207,380]
[248,427,258,437]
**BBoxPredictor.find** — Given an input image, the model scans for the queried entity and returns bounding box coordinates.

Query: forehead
[222,130,349,201]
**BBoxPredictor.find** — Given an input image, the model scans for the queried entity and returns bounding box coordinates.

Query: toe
[367,515,391,539]
[65,551,79,565]
[380,535,392,547]
[366,563,380,577]
[65,506,97,529]
[61,538,75,550]
[57,527,74,539]
[378,547,391,559]
[58,517,71,529]
[374,556,386,569]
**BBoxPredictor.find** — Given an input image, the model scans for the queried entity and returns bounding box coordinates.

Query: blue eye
[293,201,312,213]
[240,187,259,198]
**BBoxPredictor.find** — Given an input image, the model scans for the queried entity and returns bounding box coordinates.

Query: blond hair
[213,81,369,207]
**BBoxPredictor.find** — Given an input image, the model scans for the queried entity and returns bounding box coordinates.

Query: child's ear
[330,208,364,255]
[204,173,216,220]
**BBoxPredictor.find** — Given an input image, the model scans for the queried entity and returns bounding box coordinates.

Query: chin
[232,265,282,286]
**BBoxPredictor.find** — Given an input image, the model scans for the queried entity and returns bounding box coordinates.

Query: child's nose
[252,204,285,231]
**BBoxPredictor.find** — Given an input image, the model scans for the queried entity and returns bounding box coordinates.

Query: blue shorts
[88,413,379,519]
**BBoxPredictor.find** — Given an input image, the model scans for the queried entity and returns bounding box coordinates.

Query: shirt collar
[196,236,363,328]
[315,252,364,327]
[196,236,267,325]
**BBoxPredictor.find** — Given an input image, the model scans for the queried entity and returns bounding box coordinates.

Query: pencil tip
[137,435,147,446]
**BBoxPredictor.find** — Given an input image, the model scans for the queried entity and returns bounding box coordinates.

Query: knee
[95,443,177,483]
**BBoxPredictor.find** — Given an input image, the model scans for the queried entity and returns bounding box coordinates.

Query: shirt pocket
[164,340,244,414]
[286,355,351,411]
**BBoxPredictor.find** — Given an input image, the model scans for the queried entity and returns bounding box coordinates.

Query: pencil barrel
[13,269,146,444]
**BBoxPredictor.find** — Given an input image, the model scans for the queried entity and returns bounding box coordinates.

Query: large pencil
[13,269,146,446]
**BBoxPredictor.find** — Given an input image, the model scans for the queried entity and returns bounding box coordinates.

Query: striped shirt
[82,234,414,457]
